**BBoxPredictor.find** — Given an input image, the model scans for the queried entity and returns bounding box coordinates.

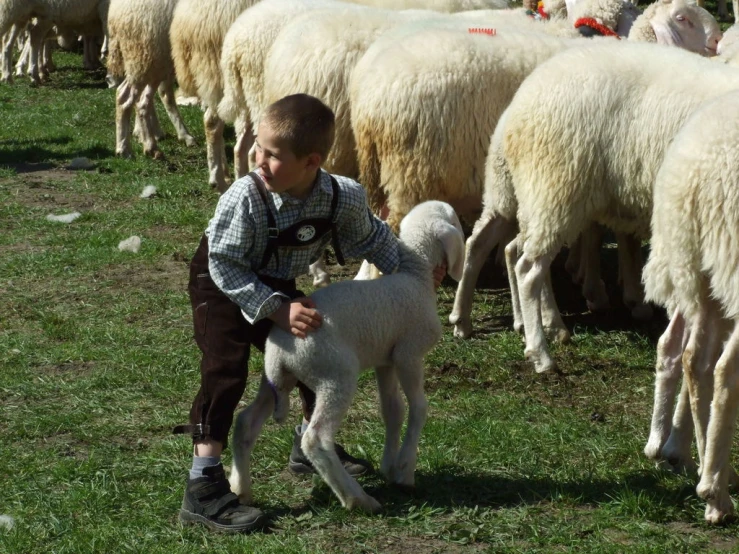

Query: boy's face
[254,121,321,200]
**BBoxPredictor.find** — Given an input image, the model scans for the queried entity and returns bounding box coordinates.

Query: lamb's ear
[437,221,466,282]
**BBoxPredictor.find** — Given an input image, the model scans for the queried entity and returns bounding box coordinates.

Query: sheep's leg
[579,224,609,312]
[644,310,688,462]
[683,299,724,470]
[233,115,254,178]
[450,214,515,339]
[302,382,381,513]
[27,20,53,85]
[505,236,524,334]
[516,245,558,373]
[136,84,163,159]
[229,375,276,505]
[375,365,404,481]
[14,32,29,77]
[115,80,138,158]
[617,233,653,320]
[565,236,581,282]
[697,322,739,524]
[204,106,229,192]
[541,267,570,343]
[661,376,697,473]
[392,358,427,487]
[2,23,22,83]
[158,79,196,146]
[309,258,331,288]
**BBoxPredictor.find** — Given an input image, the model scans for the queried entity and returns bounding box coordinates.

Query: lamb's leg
[2,23,22,83]
[661,376,697,473]
[375,365,404,480]
[683,299,724,469]
[302,383,381,513]
[616,233,653,320]
[449,214,515,338]
[233,115,254,178]
[136,84,162,159]
[516,246,558,373]
[644,310,688,462]
[115,80,137,158]
[697,321,739,524]
[14,31,29,77]
[229,375,276,505]
[204,106,229,192]
[27,20,53,85]
[541,267,570,343]
[579,224,609,312]
[506,235,524,334]
[309,258,331,288]
[392,358,428,487]
[158,79,196,146]
[565,236,581,282]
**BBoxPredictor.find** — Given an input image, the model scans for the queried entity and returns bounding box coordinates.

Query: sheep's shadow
[290,464,695,519]
[0,141,114,168]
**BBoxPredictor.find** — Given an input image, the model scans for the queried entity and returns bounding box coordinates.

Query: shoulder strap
[248,171,280,271]
[328,175,345,266]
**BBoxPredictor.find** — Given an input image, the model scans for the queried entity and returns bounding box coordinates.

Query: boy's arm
[207,185,289,324]
[335,184,399,274]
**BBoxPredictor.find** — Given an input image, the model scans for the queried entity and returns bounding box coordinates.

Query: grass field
[1,39,738,554]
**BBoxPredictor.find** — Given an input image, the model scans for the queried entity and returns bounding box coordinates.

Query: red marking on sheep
[468,28,497,36]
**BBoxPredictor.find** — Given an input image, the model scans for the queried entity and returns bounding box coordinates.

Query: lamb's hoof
[525,348,557,374]
[643,439,663,462]
[2,74,12,84]
[346,494,382,514]
[513,320,524,334]
[312,276,331,288]
[116,149,133,159]
[184,136,197,147]
[703,500,735,525]
[227,477,253,506]
[630,303,654,321]
[545,326,570,344]
[451,316,472,339]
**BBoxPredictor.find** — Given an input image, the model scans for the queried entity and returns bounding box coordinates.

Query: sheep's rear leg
[229,375,277,505]
[660,376,697,473]
[204,106,229,192]
[158,78,196,146]
[2,23,22,82]
[516,246,558,373]
[303,383,381,513]
[579,224,610,312]
[375,365,403,480]
[506,235,524,334]
[116,80,138,158]
[136,84,162,159]
[697,322,739,524]
[391,358,427,487]
[233,116,254,179]
[644,310,688,462]
[450,214,514,338]
[617,233,653,320]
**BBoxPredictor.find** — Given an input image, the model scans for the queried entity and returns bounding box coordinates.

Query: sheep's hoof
[513,320,524,334]
[451,318,472,339]
[544,326,570,344]
[184,136,197,147]
[703,496,735,525]
[525,348,557,374]
[116,149,133,159]
[312,276,331,288]
[643,438,663,462]
[346,494,382,514]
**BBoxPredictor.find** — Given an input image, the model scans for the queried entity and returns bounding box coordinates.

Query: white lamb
[476,42,739,375]
[106,0,196,159]
[227,200,466,513]
[0,0,109,84]
[642,90,739,524]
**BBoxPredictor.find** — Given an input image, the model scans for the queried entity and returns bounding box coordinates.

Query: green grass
[1,45,739,554]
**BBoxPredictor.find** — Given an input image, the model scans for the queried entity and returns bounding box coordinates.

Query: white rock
[68,157,95,170]
[46,212,81,223]
[139,185,157,198]
[0,515,15,531]
[118,236,142,253]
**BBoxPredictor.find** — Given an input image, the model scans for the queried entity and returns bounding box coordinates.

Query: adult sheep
[448,0,722,340]
[641,90,739,524]
[107,0,195,159]
[479,42,739,375]
[0,0,109,84]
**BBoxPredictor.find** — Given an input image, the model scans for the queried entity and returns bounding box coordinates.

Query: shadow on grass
[290,465,696,520]
[0,139,114,168]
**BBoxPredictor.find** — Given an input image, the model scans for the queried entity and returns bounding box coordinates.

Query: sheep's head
[399,201,465,282]
[638,0,722,56]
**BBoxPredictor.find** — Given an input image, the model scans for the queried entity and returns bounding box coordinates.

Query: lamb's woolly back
[643,91,739,319]
[502,41,739,258]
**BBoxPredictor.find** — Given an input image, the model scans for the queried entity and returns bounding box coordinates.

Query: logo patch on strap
[296,225,316,242]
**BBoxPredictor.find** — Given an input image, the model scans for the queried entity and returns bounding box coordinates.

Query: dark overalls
[175,173,344,447]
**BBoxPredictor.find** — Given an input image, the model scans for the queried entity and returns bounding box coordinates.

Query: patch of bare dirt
[4,171,94,211]
[94,257,190,294]
[36,360,97,376]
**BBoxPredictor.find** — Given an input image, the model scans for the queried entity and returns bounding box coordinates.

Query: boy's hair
[260,94,335,159]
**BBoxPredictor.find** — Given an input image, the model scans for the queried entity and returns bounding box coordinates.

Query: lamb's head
[399,201,465,281]
[629,0,722,57]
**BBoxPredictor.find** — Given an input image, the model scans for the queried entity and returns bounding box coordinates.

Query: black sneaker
[179,464,268,533]
[288,425,373,477]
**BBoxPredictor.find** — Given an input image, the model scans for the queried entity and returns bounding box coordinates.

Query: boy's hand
[433,263,447,289]
[268,297,323,339]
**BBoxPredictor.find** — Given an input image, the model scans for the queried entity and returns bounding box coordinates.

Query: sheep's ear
[437,221,466,282]
[650,12,683,47]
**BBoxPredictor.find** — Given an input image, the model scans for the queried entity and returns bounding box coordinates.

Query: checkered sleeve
[334,179,400,274]
[206,182,289,323]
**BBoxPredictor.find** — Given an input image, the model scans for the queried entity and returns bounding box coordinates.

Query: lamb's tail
[217,42,244,125]
[105,34,123,88]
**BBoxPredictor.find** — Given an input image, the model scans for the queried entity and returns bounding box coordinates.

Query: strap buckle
[172,423,211,438]
[268,227,279,239]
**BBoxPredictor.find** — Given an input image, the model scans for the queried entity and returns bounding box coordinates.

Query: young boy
[174,94,417,533]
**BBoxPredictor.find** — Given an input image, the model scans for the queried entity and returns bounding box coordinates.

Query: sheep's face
[651,0,722,57]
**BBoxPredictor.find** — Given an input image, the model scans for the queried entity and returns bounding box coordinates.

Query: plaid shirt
[205,169,400,323]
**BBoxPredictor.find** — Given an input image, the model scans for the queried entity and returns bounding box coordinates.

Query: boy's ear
[305,152,323,171]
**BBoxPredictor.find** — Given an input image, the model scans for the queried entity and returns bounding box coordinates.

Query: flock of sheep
[2,0,739,525]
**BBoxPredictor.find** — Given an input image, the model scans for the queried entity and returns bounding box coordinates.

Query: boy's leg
[177,235,267,533]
